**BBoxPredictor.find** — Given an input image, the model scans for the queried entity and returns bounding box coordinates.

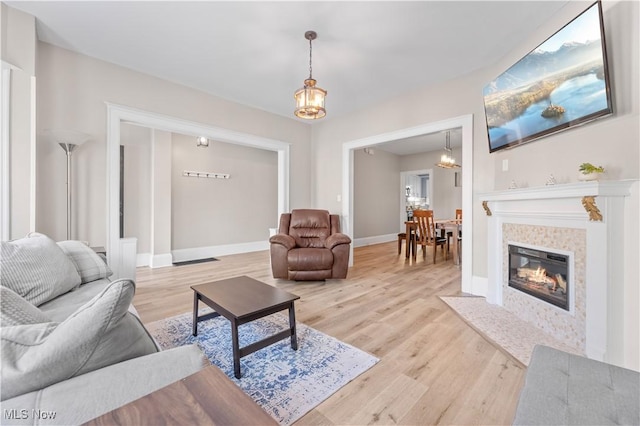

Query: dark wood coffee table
[85,365,277,425]
[191,275,300,379]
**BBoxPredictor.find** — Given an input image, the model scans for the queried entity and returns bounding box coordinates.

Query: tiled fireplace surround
[482,181,634,363]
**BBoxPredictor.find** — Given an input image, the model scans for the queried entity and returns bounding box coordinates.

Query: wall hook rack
[183,170,230,179]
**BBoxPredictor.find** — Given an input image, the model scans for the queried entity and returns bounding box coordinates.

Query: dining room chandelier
[436,131,460,169]
[294,30,327,120]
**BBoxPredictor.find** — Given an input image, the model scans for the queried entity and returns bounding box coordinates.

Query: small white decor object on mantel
[546,174,556,186]
[508,180,518,189]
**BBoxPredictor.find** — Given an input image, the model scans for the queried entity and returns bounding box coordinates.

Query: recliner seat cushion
[288,248,333,271]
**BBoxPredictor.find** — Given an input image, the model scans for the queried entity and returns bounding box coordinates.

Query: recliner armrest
[269,234,296,250]
[325,233,351,250]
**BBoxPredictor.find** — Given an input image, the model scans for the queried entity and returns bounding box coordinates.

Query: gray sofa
[1,233,208,425]
[513,345,639,425]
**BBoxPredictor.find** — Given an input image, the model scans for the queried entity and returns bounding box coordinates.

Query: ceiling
[375,128,462,156]
[7,1,569,153]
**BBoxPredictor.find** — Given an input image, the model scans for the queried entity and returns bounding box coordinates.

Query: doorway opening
[342,114,473,294]
[106,103,290,278]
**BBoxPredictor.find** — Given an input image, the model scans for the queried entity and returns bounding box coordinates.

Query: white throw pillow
[0,286,51,326]
[0,233,81,306]
[1,279,157,400]
[57,240,113,284]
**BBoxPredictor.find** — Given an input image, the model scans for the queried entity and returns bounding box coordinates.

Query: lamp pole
[59,142,78,240]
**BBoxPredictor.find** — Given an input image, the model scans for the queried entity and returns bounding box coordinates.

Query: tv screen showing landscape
[483,1,612,153]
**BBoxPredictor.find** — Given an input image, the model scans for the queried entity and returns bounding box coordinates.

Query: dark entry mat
[172,258,218,266]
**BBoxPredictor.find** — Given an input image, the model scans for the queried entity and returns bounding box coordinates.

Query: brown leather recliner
[269,209,351,281]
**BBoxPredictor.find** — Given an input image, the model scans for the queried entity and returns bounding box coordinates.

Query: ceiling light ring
[196,136,210,148]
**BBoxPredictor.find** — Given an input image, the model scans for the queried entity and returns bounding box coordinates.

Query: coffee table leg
[192,292,199,337]
[231,319,241,379]
[289,303,298,350]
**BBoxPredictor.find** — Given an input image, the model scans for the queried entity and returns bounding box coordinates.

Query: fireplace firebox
[508,244,570,311]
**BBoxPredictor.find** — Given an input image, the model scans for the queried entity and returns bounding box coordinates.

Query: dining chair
[413,209,448,263]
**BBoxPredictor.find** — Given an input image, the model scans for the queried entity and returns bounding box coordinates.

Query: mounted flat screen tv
[483,1,613,153]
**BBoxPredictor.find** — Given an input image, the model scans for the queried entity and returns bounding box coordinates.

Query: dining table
[436,219,462,266]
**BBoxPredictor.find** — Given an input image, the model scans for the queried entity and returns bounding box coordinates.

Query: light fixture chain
[308,37,313,79]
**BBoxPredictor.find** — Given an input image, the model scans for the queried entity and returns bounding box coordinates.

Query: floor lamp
[48,130,91,240]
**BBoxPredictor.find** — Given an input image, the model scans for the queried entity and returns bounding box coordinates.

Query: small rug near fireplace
[440,296,583,366]
[147,312,378,425]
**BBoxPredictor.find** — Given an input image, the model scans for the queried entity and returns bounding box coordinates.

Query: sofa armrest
[269,234,296,250]
[325,233,351,250]
[1,345,208,425]
[1,279,157,400]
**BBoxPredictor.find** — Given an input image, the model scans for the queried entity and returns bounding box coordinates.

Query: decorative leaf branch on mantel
[581,196,603,221]
[482,201,492,216]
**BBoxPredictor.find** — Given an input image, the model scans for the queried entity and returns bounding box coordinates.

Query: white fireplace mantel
[481,180,634,202]
[480,180,636,364]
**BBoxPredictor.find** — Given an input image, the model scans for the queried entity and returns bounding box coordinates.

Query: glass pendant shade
[294,78,327,119]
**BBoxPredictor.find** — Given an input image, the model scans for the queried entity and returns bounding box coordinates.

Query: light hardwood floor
[134,242,526,425]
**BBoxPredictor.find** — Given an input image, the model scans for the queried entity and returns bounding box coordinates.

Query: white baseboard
[171,240,269,263]
[150,253,173,268]
[469,275,488,298]
[353,233,397,248]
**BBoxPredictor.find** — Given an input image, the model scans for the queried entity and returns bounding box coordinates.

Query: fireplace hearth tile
[440,296,583,366]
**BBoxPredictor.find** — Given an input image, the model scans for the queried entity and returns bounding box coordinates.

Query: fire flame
[533,267,546,282]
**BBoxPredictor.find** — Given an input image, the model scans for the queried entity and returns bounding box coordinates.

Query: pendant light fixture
[294,30,327,120]
[436,131,460,169]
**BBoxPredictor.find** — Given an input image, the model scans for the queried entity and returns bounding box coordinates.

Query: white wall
[1,5,36,239]
[353,148,400,239]
[119,125,278,263]
[151,130,172,264]
[121,123,151,253]
[1,4,36,73]
[35,41,312,246]
[171,134,278,249]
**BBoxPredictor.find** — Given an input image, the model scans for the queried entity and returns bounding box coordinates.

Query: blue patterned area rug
[147,311,379,425]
